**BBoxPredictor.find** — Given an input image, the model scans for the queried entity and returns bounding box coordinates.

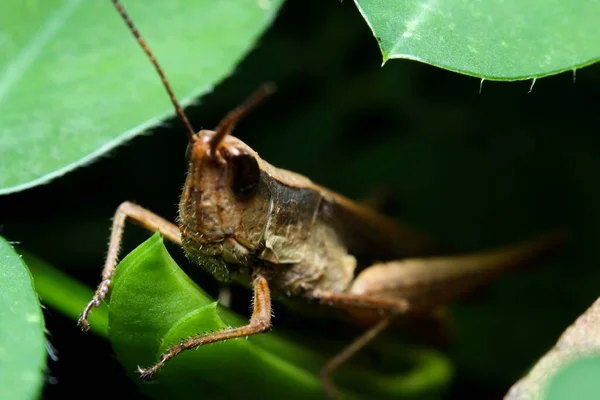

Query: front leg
[137,273,272,378]
[79,201,181,331]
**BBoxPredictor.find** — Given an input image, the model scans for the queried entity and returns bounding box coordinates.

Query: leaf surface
[0,0,282,194]
[354,0,600,80]
[0,237,46,400]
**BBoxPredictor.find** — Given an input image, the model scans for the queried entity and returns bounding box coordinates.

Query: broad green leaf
[354,0,600,80]
[505,296,600,400]
[108,233,452,399]
[545,355,600,400]
[0,0,282,194]
[0,236,46,400]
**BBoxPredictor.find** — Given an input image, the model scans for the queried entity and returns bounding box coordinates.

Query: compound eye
[228,152,260,199]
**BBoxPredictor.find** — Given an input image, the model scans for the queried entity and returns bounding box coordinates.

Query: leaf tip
[381,54,390,67]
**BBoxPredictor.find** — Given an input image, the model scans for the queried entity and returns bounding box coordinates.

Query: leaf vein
[389,0,438,56]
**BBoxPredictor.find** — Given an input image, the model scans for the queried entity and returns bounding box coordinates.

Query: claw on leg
[137,362,165,380]
[78,298,99,331]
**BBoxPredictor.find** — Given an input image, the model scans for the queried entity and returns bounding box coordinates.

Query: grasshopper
[80,1,565,398]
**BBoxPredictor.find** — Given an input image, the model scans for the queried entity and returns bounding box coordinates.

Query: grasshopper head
[178,130,272,282]
[177,85,275,282]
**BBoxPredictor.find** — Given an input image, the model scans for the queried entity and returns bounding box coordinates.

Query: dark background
[2,0,599,399]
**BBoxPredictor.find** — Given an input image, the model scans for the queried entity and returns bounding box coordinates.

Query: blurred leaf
[0,0,282,194]
[108,233,452,399]
[505,296,600,400]
[545,355,600,400]
[0,236,46,400]
[23,249,109,337]
[354,0,600,80]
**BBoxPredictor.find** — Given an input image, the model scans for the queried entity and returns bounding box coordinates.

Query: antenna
[111,0,196,142]
[209,83,276,153]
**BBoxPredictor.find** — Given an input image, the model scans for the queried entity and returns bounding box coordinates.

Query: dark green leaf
[0,236,46,400]
[0,0,282,194]
[108,233,452,399]
[354,0,600,80]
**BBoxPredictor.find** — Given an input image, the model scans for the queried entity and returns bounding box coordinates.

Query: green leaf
[545,355,600,400]
[354,0,600,80]
[0,0,282,194]
[108,233,452,399]
[0,236,46,400]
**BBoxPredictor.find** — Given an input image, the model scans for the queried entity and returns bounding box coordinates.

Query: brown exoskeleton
[80,1,565,398]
